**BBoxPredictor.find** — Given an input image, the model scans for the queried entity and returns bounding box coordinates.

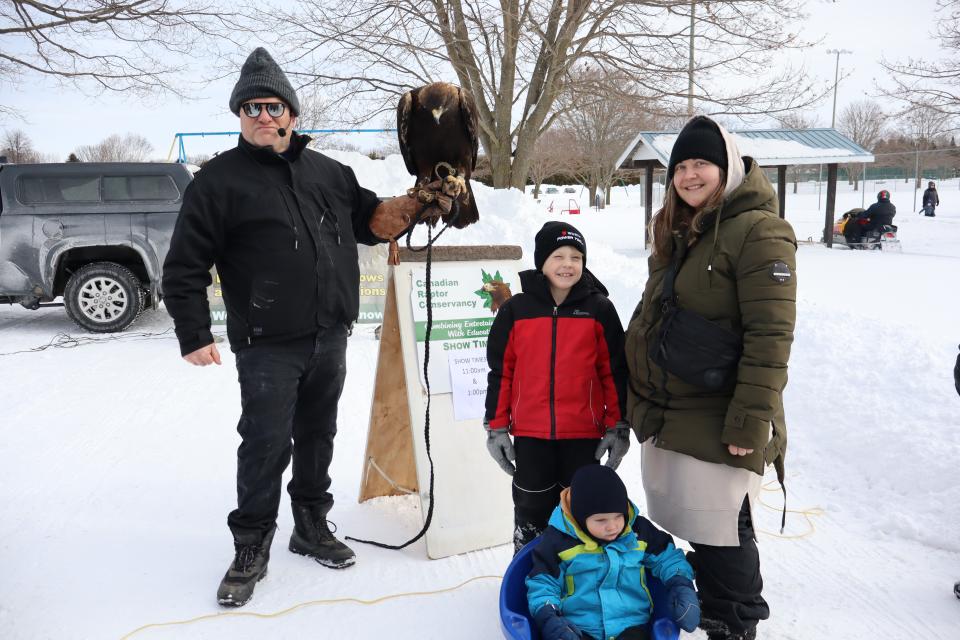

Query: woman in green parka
[625,116,797,640]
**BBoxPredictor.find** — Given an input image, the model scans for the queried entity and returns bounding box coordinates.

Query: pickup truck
[0,162,193,332]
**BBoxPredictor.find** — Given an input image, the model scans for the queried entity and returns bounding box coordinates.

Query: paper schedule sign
[447,347,489,421]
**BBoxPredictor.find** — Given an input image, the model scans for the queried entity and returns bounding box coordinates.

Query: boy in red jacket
[484,221,629,553]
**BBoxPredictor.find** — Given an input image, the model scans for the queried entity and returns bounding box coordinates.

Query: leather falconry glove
[368,182,453,265]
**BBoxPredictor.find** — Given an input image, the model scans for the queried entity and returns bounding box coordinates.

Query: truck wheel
[64,262,145,333]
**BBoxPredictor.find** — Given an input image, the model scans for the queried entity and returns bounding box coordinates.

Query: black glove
[594,421,631,470]
[483,419,515,476]
[664,575,701,633]
[532,603,581,640]
[954,344,959,397]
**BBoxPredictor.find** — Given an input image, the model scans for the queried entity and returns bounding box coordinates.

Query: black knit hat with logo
[667,115,728,182]
[229,47,300,116]
[534,221,586,271]
[570,464,629,535]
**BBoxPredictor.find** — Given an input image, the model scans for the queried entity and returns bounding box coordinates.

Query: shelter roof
[617,127,875,169]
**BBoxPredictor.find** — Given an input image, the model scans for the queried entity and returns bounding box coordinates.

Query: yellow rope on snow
[754,481,824,540]
[118,574,503,639]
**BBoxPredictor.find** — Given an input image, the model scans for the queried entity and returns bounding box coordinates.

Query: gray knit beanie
[228,47,300,116]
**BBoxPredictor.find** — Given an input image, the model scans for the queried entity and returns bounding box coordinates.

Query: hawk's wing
[396,90,417,177]
[458,86,479,171]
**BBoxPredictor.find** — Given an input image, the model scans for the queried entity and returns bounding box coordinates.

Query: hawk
[482,280,513,315]
[397,82,480,228]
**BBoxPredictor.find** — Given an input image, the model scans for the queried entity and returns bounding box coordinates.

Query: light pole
[688,2,696,117]
[826,48,852,128]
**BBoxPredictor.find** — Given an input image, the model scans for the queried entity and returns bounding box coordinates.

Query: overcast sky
[1,0,947,162]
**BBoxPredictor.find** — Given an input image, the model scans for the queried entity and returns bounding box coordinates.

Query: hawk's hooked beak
[431,106,446,124]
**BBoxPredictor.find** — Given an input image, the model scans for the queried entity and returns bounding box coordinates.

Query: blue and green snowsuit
[526,490,693,640]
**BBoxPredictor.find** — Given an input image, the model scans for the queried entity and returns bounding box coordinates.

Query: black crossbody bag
[650,246,743,391]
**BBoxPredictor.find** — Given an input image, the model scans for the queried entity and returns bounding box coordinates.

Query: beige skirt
[641,440,763,547]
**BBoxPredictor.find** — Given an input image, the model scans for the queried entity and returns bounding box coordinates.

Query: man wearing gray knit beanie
[163,47,442,608]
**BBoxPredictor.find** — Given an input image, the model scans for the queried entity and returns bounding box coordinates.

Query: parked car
[564,187,577,193]
[0,162,193,332]
[544,187,559,194]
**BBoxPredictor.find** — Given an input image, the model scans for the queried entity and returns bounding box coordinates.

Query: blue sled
[500,537,681,640]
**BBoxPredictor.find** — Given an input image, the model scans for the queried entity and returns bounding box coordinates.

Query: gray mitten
[594,421,631,470]
[484,420,516,476]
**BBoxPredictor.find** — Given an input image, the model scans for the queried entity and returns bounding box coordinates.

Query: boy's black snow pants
[227,325,349,539]
[511,436,599,553]
[687,496,769,636]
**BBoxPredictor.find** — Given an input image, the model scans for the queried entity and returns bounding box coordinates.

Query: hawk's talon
[442,175,467,199]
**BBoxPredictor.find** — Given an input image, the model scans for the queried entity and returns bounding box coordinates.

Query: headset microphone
[277,128,287,138]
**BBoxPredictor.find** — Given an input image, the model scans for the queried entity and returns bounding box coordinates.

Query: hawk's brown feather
[396,82,480,228]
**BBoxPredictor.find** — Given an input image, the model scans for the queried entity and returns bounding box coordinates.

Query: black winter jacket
[163,133,382,355]
[923,188,939,208]
[863,199,896,228]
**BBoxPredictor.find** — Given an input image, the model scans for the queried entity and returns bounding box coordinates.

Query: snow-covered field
[1,152,959,639]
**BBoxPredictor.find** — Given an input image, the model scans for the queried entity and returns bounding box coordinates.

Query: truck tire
[64,262,145,333]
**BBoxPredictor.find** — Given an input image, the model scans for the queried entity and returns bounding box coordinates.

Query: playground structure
[168,128,396,163]
[545,198,582,215]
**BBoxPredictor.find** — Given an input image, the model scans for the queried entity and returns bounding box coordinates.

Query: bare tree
[882,0,960,120]
[296,90,336,141]
[0,1,248,115]
[1,129,41,163]
[75,134,155,162]
[835,101,885,191]
[774,111,820,193]
[899,105,954,187]
[558,69,659,207]
[278,0,823,189]
[527,128,575,199]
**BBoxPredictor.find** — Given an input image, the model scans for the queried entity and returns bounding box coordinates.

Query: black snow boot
[700,617,757,640]
[513,520,543,555]
[289,504,356,569]
[217,525,276,607]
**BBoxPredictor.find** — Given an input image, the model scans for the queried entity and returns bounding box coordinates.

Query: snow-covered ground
[1,152,959,639]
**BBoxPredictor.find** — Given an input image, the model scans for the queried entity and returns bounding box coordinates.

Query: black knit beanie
[229,47,300,116]
[667,115,728,182]
[570,465,629,535]
[534,221,586,271]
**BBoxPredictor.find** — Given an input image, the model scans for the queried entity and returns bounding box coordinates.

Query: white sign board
[391,255,522,558]
[409,265,517,394]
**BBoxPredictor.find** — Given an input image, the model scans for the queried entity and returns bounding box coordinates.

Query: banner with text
[410,264,517,397]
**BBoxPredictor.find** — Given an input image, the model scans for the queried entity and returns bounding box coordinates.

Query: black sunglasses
[241,102,286,118]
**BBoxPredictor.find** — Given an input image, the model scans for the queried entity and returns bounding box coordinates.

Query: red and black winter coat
[485,269,627,440]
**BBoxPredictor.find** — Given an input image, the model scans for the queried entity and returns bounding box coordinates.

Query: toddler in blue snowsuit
[526,465,700,640]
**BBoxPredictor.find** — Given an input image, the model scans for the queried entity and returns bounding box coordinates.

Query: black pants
[512,437,598,548]
[843,223,863,245]
[228,325,348,538]
[687,496,769,635]
[582,626,650,640]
